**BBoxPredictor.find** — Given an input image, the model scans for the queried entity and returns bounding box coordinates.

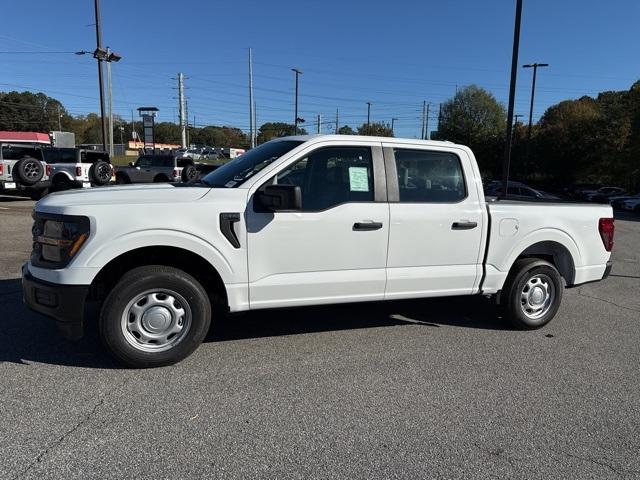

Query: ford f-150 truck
[22,135,614,368]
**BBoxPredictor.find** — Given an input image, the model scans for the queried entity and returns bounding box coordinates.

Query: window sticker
[348,166,369,192]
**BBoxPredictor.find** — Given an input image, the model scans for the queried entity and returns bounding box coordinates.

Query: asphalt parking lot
[1,193,639,479]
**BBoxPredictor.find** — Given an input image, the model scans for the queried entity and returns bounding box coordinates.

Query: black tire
[89,161,112,185]
[13,157,44,186]
[115,173,130,184]
[181,164,197,183]
[29,188,48,200]
[99,265,212,368]
[501,258,563,330]
[153,174,170,183]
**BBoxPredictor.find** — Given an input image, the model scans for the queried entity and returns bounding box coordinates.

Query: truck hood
[37,183,211,210]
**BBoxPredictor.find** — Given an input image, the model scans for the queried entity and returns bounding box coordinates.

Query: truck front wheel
[501,258,564,329]
[99,265,211,368]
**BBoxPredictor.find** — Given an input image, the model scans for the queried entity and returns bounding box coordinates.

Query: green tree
[357,122,394,137]
[0,90,68,132]
[433,85,506,174]
[153,122,181,144]
[257,122,307,144]
[337,125,356,135]
[435,85,506,145]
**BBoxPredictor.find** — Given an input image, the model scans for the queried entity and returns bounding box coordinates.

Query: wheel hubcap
[520,274,555,320]
[121,290,192,352]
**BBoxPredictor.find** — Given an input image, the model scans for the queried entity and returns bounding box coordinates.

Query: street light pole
[93,0,107,152]
[292,68,302,135]
[366,102,372,128]
[523,62,549,163]
[106,46,113,158]
[501,0,523,198]
[391,117,398,135]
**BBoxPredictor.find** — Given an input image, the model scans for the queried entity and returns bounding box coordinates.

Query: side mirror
[128,161,135,167]
[255,184,302,212]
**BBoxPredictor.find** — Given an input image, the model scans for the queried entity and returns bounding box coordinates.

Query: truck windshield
[201,140,303,188]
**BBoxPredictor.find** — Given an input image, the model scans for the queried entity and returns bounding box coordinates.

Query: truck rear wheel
[99,265,211,368]
[501,258,563,329]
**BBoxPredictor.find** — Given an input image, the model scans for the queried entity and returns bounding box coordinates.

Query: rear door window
[393,149,466,203]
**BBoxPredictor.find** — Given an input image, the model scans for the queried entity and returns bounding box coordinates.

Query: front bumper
[21,263,89,340]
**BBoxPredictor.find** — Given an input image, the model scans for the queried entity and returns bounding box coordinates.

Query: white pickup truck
[22,135,614,368]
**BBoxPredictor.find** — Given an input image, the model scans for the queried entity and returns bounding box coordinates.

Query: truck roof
[276,134,460,147]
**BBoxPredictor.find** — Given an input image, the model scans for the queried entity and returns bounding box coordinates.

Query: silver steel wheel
[24,160,41,179]
[120,289,192,352]
[520,273,555,320]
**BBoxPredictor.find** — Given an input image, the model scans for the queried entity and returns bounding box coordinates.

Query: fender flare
[82,229,235,284]
[500,228,581,279]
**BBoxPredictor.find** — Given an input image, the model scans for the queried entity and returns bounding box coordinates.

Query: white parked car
[22,135,615,368]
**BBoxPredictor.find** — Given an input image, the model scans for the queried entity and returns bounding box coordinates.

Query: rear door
[245,142,389,309]
[383,143,485,299]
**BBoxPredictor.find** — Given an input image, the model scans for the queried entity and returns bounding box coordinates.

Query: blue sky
[1,0,638,139]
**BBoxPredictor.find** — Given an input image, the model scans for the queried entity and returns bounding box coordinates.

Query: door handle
[451,221,478,230]
[353,222,383,231]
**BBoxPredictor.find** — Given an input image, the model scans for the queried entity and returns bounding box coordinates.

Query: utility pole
[438,103,442,130]
[391,117,398,135]
[421,100,427,139]
[501,0,523,198]
[93,0,107,151]
[178,72,186,148]
[57,105,62,131]
[292,68,302,134]
[317,114,321,134]
[253,100,257,145]
[185,99,189,147]
[249,48,255,148]
[335,108,339,134]
[513,114,524,141]
[130,109,135,141]
[523,62,549,164]
[425,103,430,140]
[106,46,114,157]
[119,125,124,147]
[366,102,372,128]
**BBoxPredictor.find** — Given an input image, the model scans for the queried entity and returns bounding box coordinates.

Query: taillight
[173,168,179,177]
[598,218,614,252]
[0,164,3,175]
[46,165,52,176]
[75,166,82,176]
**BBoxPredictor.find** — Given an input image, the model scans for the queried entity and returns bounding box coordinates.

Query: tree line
[432,82,640,189]
[2,81,638,188]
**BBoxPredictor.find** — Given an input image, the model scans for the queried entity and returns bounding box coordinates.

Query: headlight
[31,213,90,268]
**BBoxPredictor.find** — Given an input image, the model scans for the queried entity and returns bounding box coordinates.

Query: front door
[246,144,389,309]
[383,144,484,299]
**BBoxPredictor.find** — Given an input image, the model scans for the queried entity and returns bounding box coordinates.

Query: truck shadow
[207,295,506,343]
[1,277,507,369]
